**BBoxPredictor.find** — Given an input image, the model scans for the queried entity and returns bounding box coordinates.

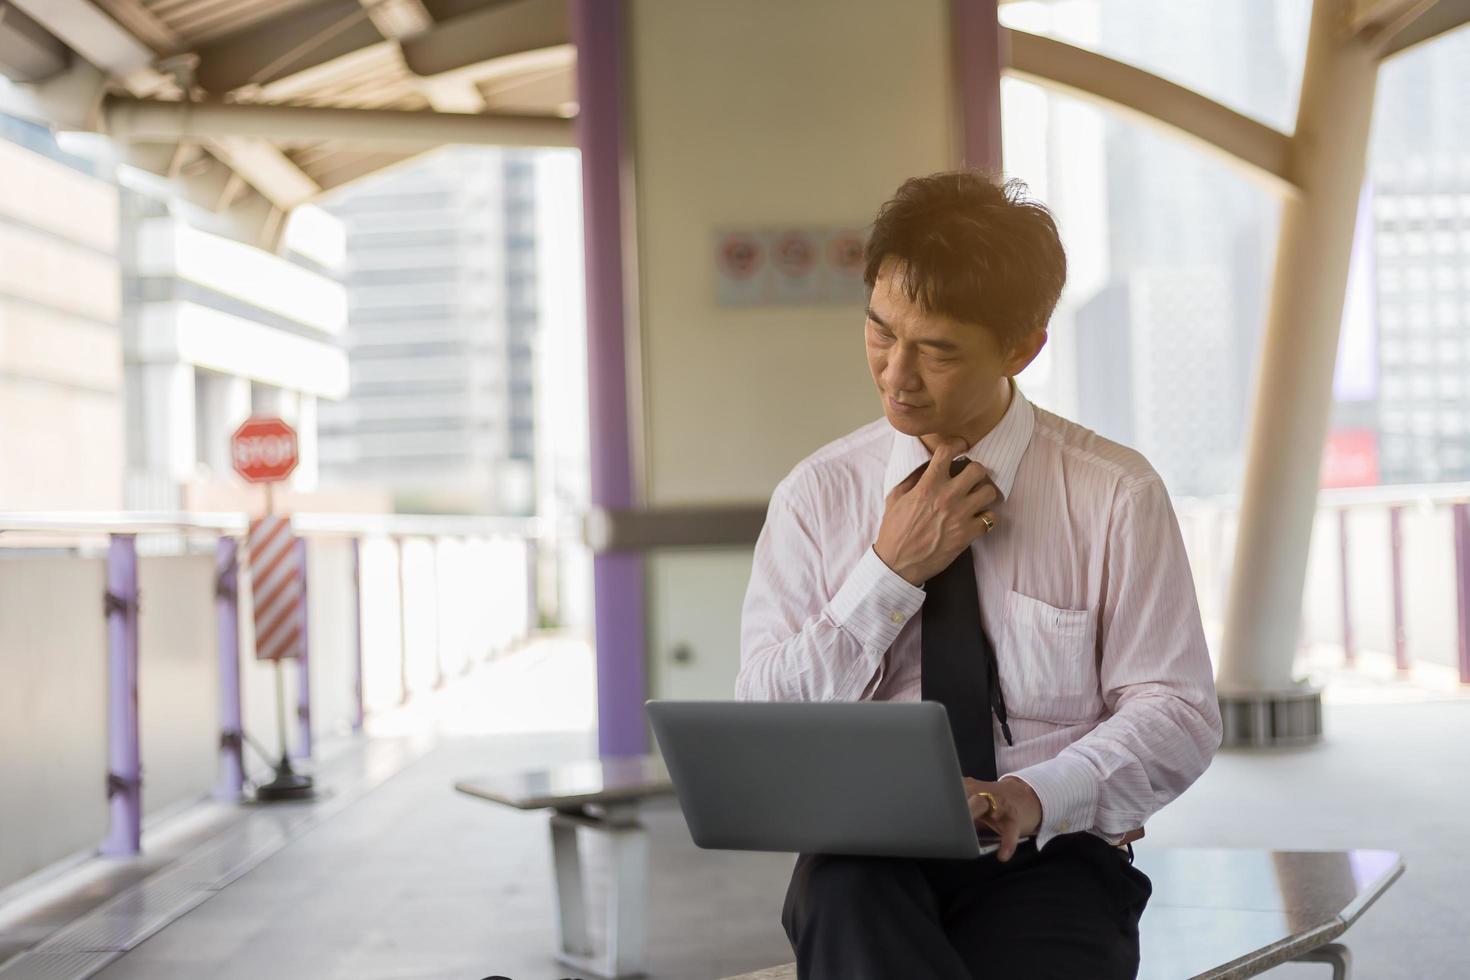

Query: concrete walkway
[6,637,1466,979]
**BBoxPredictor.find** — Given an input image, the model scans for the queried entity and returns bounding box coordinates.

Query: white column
[201,372,250,476]
[140,362,197,482]
[1217,0,1380,696]
[294,392,319,491]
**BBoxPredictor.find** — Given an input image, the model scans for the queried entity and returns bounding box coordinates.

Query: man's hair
[863,170,1067,351]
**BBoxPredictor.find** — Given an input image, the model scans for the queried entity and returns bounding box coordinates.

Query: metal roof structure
[0,0,574,248]
[0,0,1465,255]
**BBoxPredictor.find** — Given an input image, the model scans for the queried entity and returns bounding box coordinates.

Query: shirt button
[1059,821,1070,832]
[889,611,904,624]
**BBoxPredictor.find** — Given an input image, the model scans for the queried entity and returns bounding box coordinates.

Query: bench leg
[550,816,592,960]
[1293,941,1351,980]
[548,807,649,979]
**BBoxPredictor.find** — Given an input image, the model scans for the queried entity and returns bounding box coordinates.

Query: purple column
[574,0,648,757]
[214,536,245,801]
[292,537,312,760]
[951,0,1004,171]
[1389,506,1409,673]
[102,534,141,856]
[351,537,365,732]
[1453,503,1470,686]
[1338,509,1355,666]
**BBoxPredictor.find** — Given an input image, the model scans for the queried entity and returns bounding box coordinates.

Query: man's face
[865,258,1043,442]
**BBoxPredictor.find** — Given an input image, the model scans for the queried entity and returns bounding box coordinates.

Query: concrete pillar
[140,362,197,481]
[1216,0,1379,745]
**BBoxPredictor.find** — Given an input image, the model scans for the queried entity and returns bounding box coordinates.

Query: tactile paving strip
[0,951,118,980]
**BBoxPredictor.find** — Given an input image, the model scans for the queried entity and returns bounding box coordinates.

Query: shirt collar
[881,379,1036,501]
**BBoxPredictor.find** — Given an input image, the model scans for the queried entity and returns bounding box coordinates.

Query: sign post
[231,416,314,802]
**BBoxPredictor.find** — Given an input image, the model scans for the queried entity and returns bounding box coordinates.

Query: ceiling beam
[0,55,105,128]
[1375,0,1470,58]
[398,0,566,77]
[192,0,385,94]
[360,0,433,40]
[102,95,575,147]
[1002,27,1300,198]
[6,0,170,94]
[351,0,487,113]
[207,137,322,209]
[0,3,69,83]
[89,0,184,56]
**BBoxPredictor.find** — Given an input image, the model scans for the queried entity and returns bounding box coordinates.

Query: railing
[0,511,562,895]
[1175,482,1470,684]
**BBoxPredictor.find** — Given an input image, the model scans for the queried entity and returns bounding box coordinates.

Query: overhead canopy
[2,0,1466,251]
[0,0,576,249]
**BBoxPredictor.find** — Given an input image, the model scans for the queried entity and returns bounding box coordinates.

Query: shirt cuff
[1002,752,1099,851]
[827,547,925,683]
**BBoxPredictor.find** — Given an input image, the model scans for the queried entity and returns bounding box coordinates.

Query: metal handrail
[0,510,568,541]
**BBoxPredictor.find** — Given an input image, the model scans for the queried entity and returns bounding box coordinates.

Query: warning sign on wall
[824,228,868,304]
[769,229,823,304]
[713,225,868,308]
[715,230,769,306]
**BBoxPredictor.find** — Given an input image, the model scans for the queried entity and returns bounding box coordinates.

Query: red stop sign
[231,417,299,483]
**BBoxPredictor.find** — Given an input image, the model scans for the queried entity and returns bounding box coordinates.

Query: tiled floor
[4,638,1467,979]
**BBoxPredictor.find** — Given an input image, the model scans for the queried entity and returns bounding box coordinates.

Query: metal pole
[293,536,312,759]
[1453,503,1470,686]
[430,536,444,691]
[397,535,411,704]
[1389,505,1409,673]
[102,533,141,856]
[215,536,245,801]
[351,536,365,731]
[574,0,648,756]
[1338,509,1355,666]
[950,0,1004,172]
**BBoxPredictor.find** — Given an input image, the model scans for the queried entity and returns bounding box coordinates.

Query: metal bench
[723,847,1404,980]
[455,755,673,980]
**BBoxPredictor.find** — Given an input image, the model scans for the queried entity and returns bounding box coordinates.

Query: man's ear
[1004,329,1048,376]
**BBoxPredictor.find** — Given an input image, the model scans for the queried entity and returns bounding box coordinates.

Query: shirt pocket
[1001,589,1102,725]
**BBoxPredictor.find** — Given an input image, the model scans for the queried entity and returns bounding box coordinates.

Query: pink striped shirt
[736,382,1223,849]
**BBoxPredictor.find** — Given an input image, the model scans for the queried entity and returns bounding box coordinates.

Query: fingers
[967,786,1020,862]
[919,436,968,487]
[997,822,1021,862]
[973,509,998,536]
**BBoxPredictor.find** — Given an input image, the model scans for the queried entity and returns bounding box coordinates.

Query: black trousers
[781,832,1152,980]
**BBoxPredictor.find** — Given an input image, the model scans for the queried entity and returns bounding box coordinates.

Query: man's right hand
[873,436,1000,586]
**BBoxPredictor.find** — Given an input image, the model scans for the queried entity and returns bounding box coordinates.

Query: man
[736,171,1223,979]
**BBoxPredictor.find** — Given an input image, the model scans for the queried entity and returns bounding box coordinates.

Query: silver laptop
[645,700,997,860]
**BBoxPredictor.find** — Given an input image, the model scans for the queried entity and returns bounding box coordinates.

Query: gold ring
[971,791,999,817]
[980,514,995,532]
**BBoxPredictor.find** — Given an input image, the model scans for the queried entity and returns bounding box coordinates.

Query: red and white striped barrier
[248,516,304,661]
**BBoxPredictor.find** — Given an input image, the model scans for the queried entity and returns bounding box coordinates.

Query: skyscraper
[320,147,541,515]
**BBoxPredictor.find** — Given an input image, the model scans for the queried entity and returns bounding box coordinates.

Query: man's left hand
[963,775,1043,862]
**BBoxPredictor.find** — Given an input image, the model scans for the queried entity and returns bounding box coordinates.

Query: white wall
[0,139,124,511]
[0,557,108,890]
[629,0,957,697]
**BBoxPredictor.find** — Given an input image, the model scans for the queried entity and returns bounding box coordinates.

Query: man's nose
[883,347,920,392]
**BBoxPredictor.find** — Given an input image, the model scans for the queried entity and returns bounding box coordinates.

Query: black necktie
[920,461,1010,781]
